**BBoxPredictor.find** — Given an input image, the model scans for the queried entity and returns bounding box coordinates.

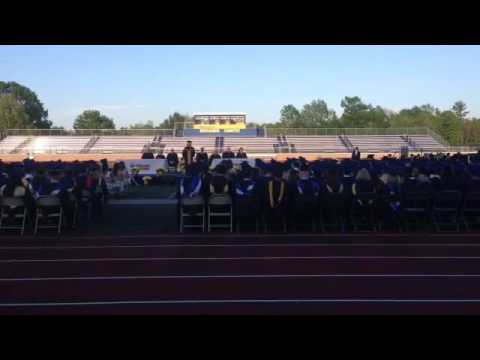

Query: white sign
[122,159,168,175]
[210,158,255,169]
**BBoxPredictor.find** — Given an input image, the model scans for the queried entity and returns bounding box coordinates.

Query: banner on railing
[122,159,168,175]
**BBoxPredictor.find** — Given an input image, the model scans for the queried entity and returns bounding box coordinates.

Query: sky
[0,45,479,128]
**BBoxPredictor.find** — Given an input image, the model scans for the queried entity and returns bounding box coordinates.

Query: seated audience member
[208,149,222,167]
[222,147,235,159]
[466,166,480,193]
[156,150,165,159]
[179,164,203,199]
[0,173,35,218]
[142,151,154,159]
[236,147,248,159]
[0,173,32,199]
[166,148,179,170]
[31,168,50,197]
[85,167,108,219]
[352,168,376,196]
[107,162,130,194]
[438,166,460,191]
[208,164,230,196]
[264,166,288,228]
[403,167,420,193]
[416,173,435,193]
[196,147,209,172]
[377,172,402,227]
[234,163,256,199]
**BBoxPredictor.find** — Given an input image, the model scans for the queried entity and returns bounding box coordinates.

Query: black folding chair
[235,196,260,233]
[432,190,462,232]
[34,196,63,235]
[290,195,317,232]
[320,192,345,233]
[0,197,27,235]
[403,191,433,232]
[461,192,480,231]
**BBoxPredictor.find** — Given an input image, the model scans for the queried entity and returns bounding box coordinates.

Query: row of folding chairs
[0,189,97,235]
[179,190,480,233]
[180,194,234,233]
[0,196,63,235]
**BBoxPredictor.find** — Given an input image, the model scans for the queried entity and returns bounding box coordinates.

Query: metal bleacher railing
[5,129,176,136]
[263,127,430,137]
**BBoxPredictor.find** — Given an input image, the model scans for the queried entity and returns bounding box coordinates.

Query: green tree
[300,99,337,128]
[0,93,31,129]
[452,101,469,120]
[0,81,51,128]
[279,105,301,127]
[73,110,116,129]
[339,96,388,128]
[157,112,191,129]
[435,111,463,145]
[129,120,155,129]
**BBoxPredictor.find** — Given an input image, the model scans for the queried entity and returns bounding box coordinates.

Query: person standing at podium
[182,140,196,167]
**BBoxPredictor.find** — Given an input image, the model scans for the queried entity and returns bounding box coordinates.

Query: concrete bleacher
[25,136,92,154]
[347,135,408,153]
[0,132,451,157]
[223,137,278,154]
[407,135,447,152]
[90,136,154,153]
[0,136,31,153]
[160,136,217,153]
[286,136,348,153]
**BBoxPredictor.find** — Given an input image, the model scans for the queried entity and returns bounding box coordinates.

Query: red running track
[2,233,480,315]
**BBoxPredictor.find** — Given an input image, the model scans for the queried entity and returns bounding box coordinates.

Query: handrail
[5,129,176,136]
[263,127,429,137]
[426,128,450,148]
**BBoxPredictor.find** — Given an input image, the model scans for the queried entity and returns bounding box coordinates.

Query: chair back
[463,192,480,210]
[404,191,432,210]
[209,194,232,206]
[182,196,204,206]
[0,197,25,208]
[37,196,61,207]
[433,190,462,210]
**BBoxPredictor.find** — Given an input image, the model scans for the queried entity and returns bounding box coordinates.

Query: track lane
[3,258,480,277]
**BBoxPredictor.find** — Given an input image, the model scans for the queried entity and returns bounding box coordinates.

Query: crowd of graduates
[176,150,480,232]
[1,148,480,234]
[0,159,109,231]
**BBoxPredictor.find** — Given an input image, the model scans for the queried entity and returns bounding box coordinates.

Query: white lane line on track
[2,243,480,250]
[2,299,480,307]
[3,256,480,263]
[5,233,480,240]
[2,274,480,281]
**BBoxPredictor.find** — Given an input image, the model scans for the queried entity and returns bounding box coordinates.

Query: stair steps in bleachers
[80,136,100,153]
[339,135,353,152]
[10,137,33,154]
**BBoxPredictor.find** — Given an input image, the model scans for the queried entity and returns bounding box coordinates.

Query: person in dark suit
[352,147,361,161]
[155,150,165,159]
[182,140,196,167]
[196,147,208,163]
[195,147,209,173]
[166,148,179,170]
[141,151,154,159]
[222,147,235,159]
[209,149,221,167]
[236,147,248,159]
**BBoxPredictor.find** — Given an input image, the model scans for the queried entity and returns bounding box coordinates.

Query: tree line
[1,81,480,146]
